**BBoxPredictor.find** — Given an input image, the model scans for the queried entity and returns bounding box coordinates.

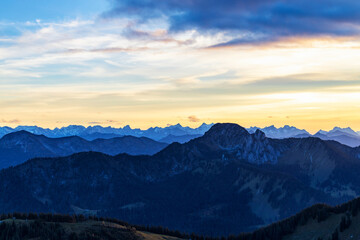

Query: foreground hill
[3,197,360,240]
[1,123,360,235]
[237,196,360,240]
[0,131,167,169]
[0,214,181,240]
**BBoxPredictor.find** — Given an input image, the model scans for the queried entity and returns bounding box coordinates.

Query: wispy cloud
[1,119,21,124]
[188,115,200,122]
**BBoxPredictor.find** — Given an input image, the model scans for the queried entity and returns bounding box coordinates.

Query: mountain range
[2,123,360,147]
[248,125,360,147]
[247,125,310,139]
[0,131,168,169]
[0,123,214,142]
[2,123,360,148]
[1,123,360,235]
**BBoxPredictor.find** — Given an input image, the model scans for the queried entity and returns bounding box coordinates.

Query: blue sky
[0,0,109,22]
[0,0,360,131]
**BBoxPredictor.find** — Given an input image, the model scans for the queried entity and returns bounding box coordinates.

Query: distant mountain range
[248,125,360,147]
[1,123,360,147]
[247,125,310,139]
[2,123,360,235]
[0,123,214,141]
[0,131,168,169]
[1,123,359,147]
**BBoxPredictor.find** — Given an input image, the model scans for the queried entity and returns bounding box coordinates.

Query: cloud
[88,121,102,124]
[64,46,149,54]
[1,12,360,131]
[87,120,120,125]
[107,120,119,123]
[105,0,360,45]
[1,119,20,124]
[188,115,200,122]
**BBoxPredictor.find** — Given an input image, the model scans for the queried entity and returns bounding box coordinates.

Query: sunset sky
[1,0,360,132]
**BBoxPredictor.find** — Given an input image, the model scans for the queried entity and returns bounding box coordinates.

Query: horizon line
[0,122,359,134]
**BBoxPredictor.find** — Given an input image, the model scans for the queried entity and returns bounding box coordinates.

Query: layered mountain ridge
[2,123,360,147]
[1,123,360,235]
[0,131,168,169]
[0,123,214,141]
[248,125,360,147]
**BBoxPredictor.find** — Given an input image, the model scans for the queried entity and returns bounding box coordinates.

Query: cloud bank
[1,2,360,130]
[105,0,360,45]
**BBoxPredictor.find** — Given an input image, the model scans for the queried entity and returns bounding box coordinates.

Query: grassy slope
[284,211,360,240]
[1,219,181,240]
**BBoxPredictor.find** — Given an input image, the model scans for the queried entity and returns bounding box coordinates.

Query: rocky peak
[204,123,249,138]
[253,129,266,141]
[202,123,249,149]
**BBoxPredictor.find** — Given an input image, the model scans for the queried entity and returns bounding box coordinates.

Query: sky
[1,0,360,132]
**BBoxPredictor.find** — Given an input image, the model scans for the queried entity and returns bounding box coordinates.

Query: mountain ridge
[0,123,214,141]
[249,125,360,147]
[1,123,360,235]
[2,123,360,147]
[0,131,168,169]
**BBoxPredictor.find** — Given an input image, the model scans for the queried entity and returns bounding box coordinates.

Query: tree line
[1,197,360,240]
